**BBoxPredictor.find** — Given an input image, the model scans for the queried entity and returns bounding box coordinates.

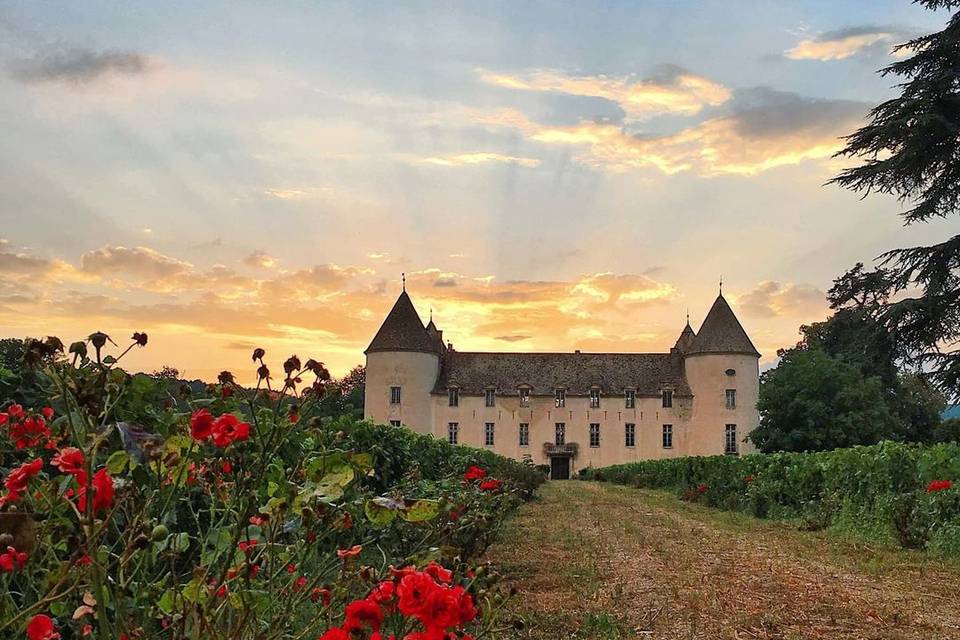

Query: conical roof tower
[365,291,438,354]
[687,294,760,357]
[673,320,697,353]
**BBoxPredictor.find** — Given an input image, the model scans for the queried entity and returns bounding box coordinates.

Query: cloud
[8,47,153,84]
[0,241,806,383]
[524,88,868,175]
[243,251,277,269]
[737,281,827,318]
[785,27,909,61]
[479,64,730,118]
[417,153,540,168]
[80,246,193,281]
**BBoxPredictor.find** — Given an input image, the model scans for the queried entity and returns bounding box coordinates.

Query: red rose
[26,614,60,640]
[211,414,251,448]
[368,580,396,606]
[337,544,362,558]
[344,598,384,632]
[190,409,215,442]
[41,407,54,421]
[463,466,486,481]
[397,572,437,618]
[0,458,43,506]
[927,479,953,493]
[478,479,502,492]
[52,448,85,476]
[0,545,28,572]
[424,561,452,584]
[9,416,51,449]
[76,469,114,513]
[311,586,332,605]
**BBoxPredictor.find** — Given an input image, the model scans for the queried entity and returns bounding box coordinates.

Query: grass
[485,481,960,639]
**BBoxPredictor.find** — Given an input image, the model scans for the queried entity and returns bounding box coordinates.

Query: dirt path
[485,481,960,640]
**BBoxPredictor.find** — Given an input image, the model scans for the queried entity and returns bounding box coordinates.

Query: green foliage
[0,333,542,639]
[752,348,900,452]
[757,309,948,452]
[828,1,960,396]
[581,440,960,553]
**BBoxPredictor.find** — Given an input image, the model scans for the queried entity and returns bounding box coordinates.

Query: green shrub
[581,441,960,553]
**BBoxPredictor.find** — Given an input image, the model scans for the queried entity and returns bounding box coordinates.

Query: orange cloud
[736,281,828,318]
[501,89,867,176]
[417,152,540,168]
[479,65,730,118]
[785,28,904,61]
[0,242,830,382]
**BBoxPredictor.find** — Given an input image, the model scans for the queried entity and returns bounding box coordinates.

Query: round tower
[683,294,761,455]
[364,290,442,435]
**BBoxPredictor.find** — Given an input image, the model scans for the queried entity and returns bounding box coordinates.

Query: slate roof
[432,351,692,397]
[365,291,439,354]
[687,294,760,357]
[674,322,696,353]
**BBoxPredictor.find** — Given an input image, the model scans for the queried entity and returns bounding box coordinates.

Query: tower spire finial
[719,275,723,296]
[686,308,690,324]
[402,272,406,292]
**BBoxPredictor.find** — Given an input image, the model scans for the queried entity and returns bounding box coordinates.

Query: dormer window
[555,389,565,408]
[624,389,636,409]
[485,389,496,407]
[518,388,530,407]
[448,388,459,407]
[589,388,601,408]
[662,389,673,408]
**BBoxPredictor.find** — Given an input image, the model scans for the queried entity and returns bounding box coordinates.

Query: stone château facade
[363,289,760,478]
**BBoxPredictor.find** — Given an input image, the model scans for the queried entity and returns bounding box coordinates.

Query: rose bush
[581,440,960,553]
[0,334,543,639]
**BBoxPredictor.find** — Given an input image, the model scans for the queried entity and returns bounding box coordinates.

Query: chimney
[574,349,581,354]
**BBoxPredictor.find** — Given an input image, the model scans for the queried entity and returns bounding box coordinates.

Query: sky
[1,1,957,383]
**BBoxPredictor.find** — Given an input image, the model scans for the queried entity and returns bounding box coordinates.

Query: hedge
[579,441,960,553]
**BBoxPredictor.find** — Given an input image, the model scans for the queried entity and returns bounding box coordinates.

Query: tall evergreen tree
[829,0,960,398]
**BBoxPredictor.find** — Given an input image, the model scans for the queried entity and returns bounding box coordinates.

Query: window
[485,389,496,407]
[662,389,673,408]
[485,422,495,446]
[725,424,738,455]
[555,389,565,408]
[589,389,601,408]
[448,388,459,407]
[390,386,401,405]
[555,423,566,445]
[725,389,736,410]
[589,423,600,448]
[624,423,636,447]
[662,424,673,448]
[518,388,530,407]
[519,423,529,446]
[389,420,401,427]
[624,389,636,409]
[447,422,459,444]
